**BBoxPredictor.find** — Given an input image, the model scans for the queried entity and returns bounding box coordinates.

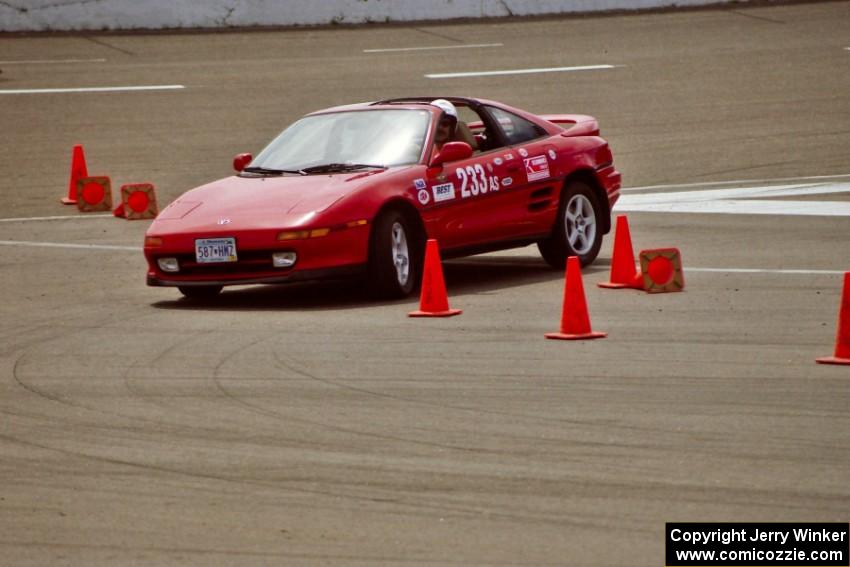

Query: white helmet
[430,98,458,122]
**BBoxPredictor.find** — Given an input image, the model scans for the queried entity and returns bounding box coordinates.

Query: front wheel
[368,210,421,298]
[537,180,603,269]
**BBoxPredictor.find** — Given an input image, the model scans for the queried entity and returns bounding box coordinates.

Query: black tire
[178,285,223,299]
[537,180,603,269]
[368,210,420,299]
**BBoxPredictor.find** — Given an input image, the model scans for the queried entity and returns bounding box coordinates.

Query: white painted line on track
[688,268,845,275]
[616,181,850,216]
[0,240,137,251]
[623,174,850,192]
[0,85,185,95]
[0,241,842,276]
[426,65,618,79]
[0,58,107,65]
[365,43,502,53]
[0,214,113,223]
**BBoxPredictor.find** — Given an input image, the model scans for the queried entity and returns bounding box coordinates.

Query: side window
[486,106,547,146]
[455,105,493,153]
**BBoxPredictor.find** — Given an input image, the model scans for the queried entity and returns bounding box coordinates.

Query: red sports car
[143,96,621,299]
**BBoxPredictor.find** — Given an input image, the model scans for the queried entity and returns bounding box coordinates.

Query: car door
[423,149,507,250]
[481,105,563,240]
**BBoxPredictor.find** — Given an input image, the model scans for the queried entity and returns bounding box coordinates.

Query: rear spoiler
[540,114,600,137]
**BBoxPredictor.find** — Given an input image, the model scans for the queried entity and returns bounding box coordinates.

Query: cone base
[408,309,462,318]
[646,287,684,294]
[816,356,850,366]
[597,281,642,289]
[545,331,607,341]
[60,197,78,205]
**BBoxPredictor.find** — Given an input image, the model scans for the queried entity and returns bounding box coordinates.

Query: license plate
[195,237,237,263]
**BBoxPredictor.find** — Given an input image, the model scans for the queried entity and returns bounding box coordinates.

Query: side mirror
[429,142,473,167]
[233,153,252,172]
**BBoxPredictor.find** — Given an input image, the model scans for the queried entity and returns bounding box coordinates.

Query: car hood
[152,170,390,232]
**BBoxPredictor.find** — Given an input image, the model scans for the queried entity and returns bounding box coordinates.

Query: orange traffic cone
[816,272,850,365]
[546,256,607,340]
[61,144,88,205]
[408,239,462,317]
[598,214,643,289]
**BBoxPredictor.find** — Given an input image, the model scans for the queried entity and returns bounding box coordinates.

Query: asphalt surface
[1,2,849,565]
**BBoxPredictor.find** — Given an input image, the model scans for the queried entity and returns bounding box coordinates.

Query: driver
[431,98,459,152]
[431,98,480,153]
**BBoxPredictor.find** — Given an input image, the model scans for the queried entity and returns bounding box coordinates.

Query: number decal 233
[456,164,500,198]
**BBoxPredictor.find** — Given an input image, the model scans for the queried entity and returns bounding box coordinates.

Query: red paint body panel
[145,97,621,289]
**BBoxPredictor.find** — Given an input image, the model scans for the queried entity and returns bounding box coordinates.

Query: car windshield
[250,109,430,172]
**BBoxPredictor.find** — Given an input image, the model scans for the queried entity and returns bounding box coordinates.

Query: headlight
[272,252,297,268]
[157,257,180,272]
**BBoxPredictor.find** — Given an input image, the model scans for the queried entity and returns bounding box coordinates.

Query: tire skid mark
[13,337,829,528]
[7,336,259,441]
[0,323,68,358]
[120,331,361,449]
[212,350,670,525]
[114,331,522,513]
[272,353,849,479]
[0,538,420,564]
[5,319,333,467]
[270,350,674,438]
[7,318,829,528]
[5,329,617,522]
[0,425,420,509]
[263,353,690,479]
[209,345,489,454]
[8,327,814,489]
[119,329,236,425]
[0,429,626,530]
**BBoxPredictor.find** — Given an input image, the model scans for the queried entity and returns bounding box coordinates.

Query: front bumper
[144,223,371,288]
[147,263,366,288]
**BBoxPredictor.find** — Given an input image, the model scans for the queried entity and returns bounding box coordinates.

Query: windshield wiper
[299,163,387,174]
[241,166,306,176]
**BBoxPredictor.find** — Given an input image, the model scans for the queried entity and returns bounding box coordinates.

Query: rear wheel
[178,285,223,299]
[538,180,603,269]
[368,210,420,298]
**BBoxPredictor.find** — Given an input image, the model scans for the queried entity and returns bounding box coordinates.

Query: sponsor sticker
[494,157,503,166]
[518,148,529,157]
[432,182,456,202]
[548,149,557,160]
[502,177,513,187]
[417,188,431,205]
[504,153,515,161]
[414,178,426,190]
[525,155,550,182]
